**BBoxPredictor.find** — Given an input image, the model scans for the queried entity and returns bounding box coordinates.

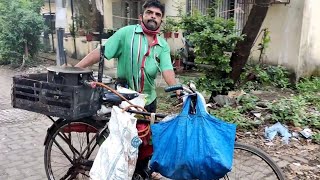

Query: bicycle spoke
[78,133,98,158]
[58,129,81,157]
[86,131,90,157]
[80,172,90,177]
[66,173,78,180]
[76,132,84,153]
[45,120,103,180]
[52,137,74,163]
[60,168,72,180]
[221,143,284,180]
[85,141,99,159]
[54,165,71,178]
[51,159,69,167]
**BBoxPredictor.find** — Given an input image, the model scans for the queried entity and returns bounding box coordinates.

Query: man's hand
[162,70,177,86]
[175,90,182,97]
[61,63,73,67]
[75,47,100,68]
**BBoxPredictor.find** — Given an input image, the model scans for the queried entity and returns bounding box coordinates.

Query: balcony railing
[237,0,290,5]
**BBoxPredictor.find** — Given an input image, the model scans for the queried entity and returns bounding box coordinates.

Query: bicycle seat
[103,91,139,105]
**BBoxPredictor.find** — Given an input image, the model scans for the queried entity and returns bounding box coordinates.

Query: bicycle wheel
[222,142,285,180]
[44,118,107,180]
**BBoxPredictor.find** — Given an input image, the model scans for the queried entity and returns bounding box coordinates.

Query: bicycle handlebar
[164,84,183,92]
[127,109,166,119]
[170,92,185,98]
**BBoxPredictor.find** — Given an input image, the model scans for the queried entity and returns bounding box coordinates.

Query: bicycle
[42,81,285,180]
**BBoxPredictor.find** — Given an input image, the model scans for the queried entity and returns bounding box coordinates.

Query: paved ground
[0,67,51,179]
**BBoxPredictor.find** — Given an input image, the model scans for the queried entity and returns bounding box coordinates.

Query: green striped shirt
[104,24,173,105]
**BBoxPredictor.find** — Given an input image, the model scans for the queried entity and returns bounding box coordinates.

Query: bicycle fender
[43,118,64,145]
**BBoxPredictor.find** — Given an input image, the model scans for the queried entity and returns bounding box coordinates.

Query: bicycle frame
[43,82,285,180]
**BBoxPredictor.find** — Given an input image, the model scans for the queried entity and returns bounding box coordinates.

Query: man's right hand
[75,47,101,68]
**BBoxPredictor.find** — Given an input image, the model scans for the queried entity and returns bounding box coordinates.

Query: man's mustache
[148,19,157,25]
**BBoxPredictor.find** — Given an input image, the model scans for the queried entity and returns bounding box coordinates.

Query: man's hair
[142,0,165,17]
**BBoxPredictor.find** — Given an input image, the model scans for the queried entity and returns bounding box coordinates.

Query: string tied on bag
[121,105,151,138]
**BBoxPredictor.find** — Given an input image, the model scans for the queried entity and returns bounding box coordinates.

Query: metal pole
[48,0,55,52]
[70,0,77,59]
[55,0,67,66]
[57,28,67,65]
[98,0,105,83]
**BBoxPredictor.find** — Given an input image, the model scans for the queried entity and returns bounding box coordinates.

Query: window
[43,13,56,33]
[186,0,212,15]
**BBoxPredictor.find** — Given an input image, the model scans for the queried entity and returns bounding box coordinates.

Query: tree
[74,0,102,34]
[179,9,243,99]
[229,0,269,83]
[0,0,44,67]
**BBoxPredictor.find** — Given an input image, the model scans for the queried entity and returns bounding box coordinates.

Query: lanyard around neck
[139,36,158,93]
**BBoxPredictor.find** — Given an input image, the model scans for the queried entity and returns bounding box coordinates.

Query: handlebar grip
[170,92,185,98]
[170,93,177,98]
[82,80,96,88]
[164,84,183,92]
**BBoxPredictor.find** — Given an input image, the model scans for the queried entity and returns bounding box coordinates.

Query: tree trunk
[229,0,269,83]
[20,41,28,70]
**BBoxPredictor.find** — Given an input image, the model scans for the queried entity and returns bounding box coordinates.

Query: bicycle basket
[11,73,101,120]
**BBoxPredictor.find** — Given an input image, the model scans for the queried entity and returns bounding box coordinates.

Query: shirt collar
[135,25,164,47]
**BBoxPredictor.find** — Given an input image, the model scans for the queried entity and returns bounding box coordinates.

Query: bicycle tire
[44,118,107,180]
[222,142,285,180]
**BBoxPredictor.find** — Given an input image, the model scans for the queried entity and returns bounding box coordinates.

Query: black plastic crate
[12,73,101,120]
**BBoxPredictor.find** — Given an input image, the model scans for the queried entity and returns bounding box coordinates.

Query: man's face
[141,7,163,31]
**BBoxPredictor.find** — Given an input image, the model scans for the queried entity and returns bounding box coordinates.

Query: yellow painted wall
[43,0,320,76]
[42,2,73,32]
[103,0,115,29]
[42,0,187,64]
[297,0,320,77]
[160,0,186,54]
[250,0,320,77]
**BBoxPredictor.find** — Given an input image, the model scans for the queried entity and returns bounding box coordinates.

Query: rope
[112,15,140,21]
[92,82,134,106]
[137,125,150,138]
[121,104,151,138]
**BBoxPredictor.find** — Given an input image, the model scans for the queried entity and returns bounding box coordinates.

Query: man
[75,0,178,112]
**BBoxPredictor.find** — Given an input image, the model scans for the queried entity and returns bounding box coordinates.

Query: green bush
[267,95,319,129]
[296,76,320,93]
[312,133,320,144]
[296,77,320,110]
[237,94,259,113]
[241,64,291,90]
[179,10,243,94]
[0,0,44,66]
[210,106,257,129]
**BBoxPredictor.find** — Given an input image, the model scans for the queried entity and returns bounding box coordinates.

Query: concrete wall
[297,0,320,77]
[47,35,116,68]
[43,1,116,68]
[42,0,187,64]
[103,0,186,56]
[42,0,320,76]
[42,1,73,32]
[250,0,320,77]
[161,0,186,54]
[103,0,117,29]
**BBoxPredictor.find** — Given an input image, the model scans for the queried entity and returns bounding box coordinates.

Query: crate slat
[11,73,100,120]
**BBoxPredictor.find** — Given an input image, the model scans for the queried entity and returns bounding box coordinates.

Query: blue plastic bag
[150,94,237,180]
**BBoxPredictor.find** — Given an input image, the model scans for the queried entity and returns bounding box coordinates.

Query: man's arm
[75,47,100,68]
[162,70,177,85]
[163,69,182,96]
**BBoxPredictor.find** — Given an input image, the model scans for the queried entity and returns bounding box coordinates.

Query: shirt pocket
[144,54,160,80]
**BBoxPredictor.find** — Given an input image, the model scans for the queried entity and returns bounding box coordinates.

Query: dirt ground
[156,72,320,180]
[237,128,320,180]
